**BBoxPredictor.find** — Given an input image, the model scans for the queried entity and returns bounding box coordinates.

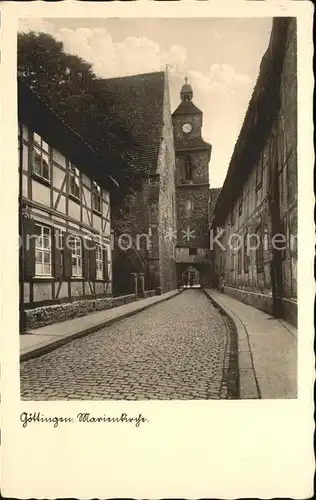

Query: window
[96,244,103,280]
[189,248,198,256]
[149,202,158,225]
[243,233,249,273]
[186,198,194,212]
[33,133,50,182]
[237,248,242,274]
[69,164,80,199]
[57,230,64,276]
[255,225,264,272]
[256,155,263,190]
[35,224,52,276]
[69,236,83,277]
[184,155,192,181]
[92,181,102,213]
[238,189,243,216]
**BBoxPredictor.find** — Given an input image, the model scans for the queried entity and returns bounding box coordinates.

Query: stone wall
[223,286,297,327]
[176,184,210,247]
[224,286,274,316]
[25,293,136,330]
[172,113,202,142]
[157,70,178,293]
[175,150,209,185]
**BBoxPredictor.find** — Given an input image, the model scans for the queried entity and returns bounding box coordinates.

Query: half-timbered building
[212,18,297,326]
[18,79,118,331]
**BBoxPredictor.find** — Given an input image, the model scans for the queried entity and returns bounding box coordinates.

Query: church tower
[172,77,212,285]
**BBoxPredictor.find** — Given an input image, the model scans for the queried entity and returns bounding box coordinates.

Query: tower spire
[180,74,193,102]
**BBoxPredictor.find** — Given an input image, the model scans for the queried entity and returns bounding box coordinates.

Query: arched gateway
[176,261,211,289]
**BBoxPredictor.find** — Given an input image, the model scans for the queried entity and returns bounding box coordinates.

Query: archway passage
[177,263,212,289]
[183,266,200,288]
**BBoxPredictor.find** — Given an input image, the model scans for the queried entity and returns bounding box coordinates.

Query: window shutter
[83,239,90,279]
[103,248,109,282]
[89,245,97,281]
[63,232,72,279]
[23,217,36,280]
[53,229,62,280]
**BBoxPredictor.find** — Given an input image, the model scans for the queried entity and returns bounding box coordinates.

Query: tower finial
[180,74,193,102]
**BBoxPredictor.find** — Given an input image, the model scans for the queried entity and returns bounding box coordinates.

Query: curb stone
[20,289,184,363]
[203,289,260,399]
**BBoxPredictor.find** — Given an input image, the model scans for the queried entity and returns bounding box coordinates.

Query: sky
[19,17,272,188]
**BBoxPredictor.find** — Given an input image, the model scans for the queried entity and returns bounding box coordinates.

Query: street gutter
[203,289,260,399]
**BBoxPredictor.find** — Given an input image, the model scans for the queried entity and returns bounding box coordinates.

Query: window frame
[237,247,242,274]
[243,233,249,273]
[69,235,83,278]
[57,229,64,277]
[34,223,52,277]
[184,155,193,182]
[255,225,264,272]
[92,181,102,214]
[69,163,81,200]
[256,155,263,191]
[238,189,243,217]
[149,202,158,225]
[96,244,104,280]
[32,133,51,183]
[186,198,194,212]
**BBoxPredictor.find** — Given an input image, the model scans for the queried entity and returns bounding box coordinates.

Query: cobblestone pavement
[20,290,238,400]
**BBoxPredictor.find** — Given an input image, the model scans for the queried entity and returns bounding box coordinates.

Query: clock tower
[172,77,212,286]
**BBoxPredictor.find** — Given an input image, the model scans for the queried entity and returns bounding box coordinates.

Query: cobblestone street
[20,290,239,400]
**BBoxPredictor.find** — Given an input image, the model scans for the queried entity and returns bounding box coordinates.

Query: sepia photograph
[0,1,314,498]
[17,15,298,401]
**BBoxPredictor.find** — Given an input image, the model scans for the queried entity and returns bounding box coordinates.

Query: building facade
[98,70,178,295]
[212,18,297,326]
[18,80,116,330]
[172,78,212,286]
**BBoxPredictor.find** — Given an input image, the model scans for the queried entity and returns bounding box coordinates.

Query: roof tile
[95,71,166,175]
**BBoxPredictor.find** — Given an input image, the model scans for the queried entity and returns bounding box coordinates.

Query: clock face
[182,122,192,134]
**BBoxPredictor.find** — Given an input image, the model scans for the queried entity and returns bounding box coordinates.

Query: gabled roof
[212,17,294,225]
[95,71,166,175]
[172,100,202,116]
[18,78,118,191]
